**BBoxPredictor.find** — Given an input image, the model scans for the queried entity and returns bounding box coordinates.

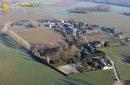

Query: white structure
[85,30,98,34]
[58,64,79,74]
[118,34,126,39]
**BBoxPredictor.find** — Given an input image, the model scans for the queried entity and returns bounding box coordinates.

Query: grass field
[85,28,111,41]
[0,35,115,85]
[1,0,130,37]
[99,43,130,80]
[12,28,63,45]
[37,1,130,37]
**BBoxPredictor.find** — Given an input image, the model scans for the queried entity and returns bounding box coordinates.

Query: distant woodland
[71,5,111,13]
[123,12,130,16]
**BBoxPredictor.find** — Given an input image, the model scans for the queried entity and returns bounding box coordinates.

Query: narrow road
[113,81,123,85]
[111,60,120,80]
[110,60,123,85]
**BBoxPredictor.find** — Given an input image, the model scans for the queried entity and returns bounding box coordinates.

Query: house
[113,28,120,35]
[117,34,126,39]
[92,57,112,70]
[49,22,55,28]
[86,43,96,54]
[125,37,130,42]
[90,41,106,47]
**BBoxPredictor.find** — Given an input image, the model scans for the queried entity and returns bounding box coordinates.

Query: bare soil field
[11,28,64,45]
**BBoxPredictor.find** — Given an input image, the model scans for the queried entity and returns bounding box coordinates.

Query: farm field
[1,0,130,37]
[85,34,110,41]
[0,1,130,30]
[0,35,115,85]
[0,0,130,85]
[12,28,64,45]
[84,28,111,41]
[99,43,130,80]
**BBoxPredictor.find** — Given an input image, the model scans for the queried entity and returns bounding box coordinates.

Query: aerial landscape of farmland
[0,0,130,85]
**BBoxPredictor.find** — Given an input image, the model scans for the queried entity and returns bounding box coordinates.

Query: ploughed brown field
[11,28,64,45]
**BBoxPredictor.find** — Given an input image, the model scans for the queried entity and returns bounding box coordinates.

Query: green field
[0,35,115,85]
[99,43,130,80]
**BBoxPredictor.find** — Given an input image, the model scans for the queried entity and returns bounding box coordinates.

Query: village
[8,18,129,75]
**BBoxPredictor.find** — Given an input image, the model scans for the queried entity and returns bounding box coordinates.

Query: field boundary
[1,22,31,50]
[1,22,68,77]
[1,22,119,78]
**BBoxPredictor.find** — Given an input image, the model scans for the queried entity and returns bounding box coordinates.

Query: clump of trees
[31,42,81,65]
[30,39,109,73]
[71,5,111,13]
[123,12,130,16]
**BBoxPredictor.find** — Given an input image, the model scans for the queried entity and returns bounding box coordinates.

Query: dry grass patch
[12,28,64,45]
[85,33,110,41]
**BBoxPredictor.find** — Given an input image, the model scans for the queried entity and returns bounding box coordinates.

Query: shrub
[87,65,92,71]
[66,59,73,64]
[53,58,61,64]
[66,58,78,64]
[92,51,105,57]
[79,68,85,73]
[81,48,88,55]
[104,41,110,47]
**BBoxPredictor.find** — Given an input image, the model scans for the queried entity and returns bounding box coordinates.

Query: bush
[79,68,84,73]
[66,58,78,64]
[104,41,110,47]
[87,65,92,71]
[66,59,73,64]
[53,58,61,64]
[81,48,88,55]
[91,51,105,57]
